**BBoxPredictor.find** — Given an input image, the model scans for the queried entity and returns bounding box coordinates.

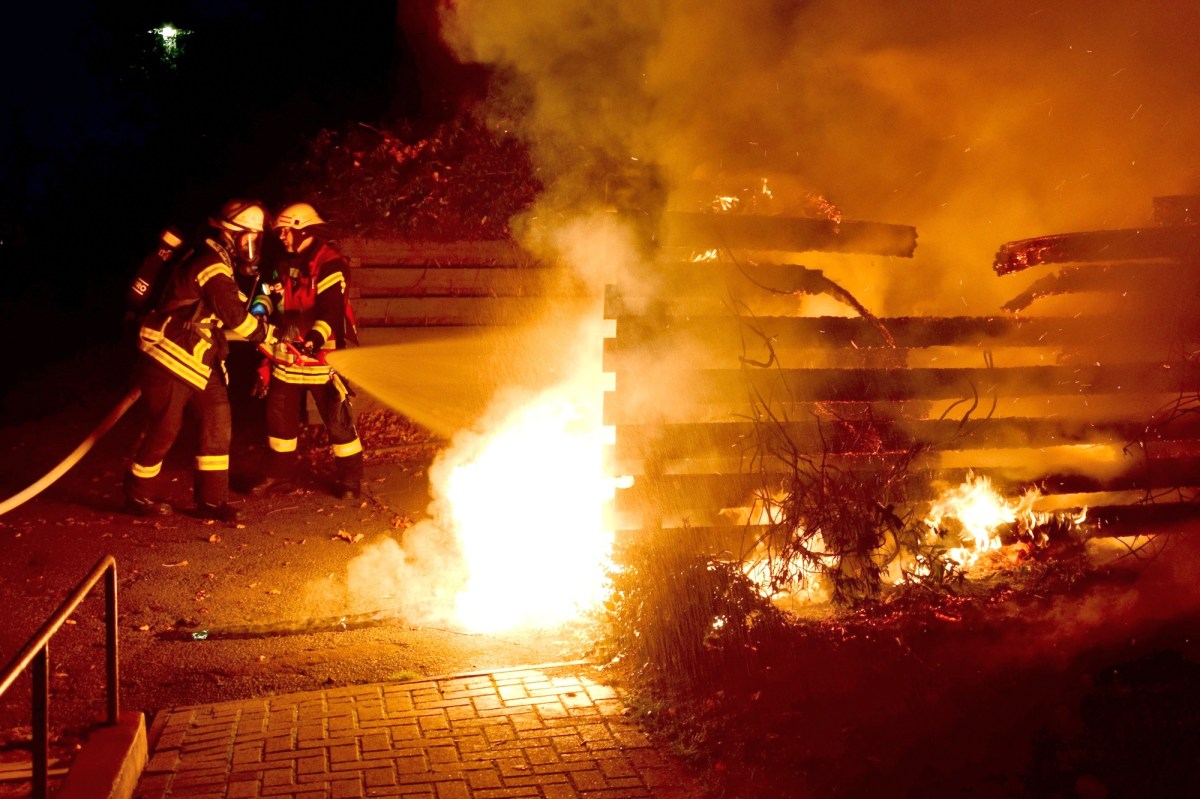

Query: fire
[691,248,719,262]
[442,374,617,633]
[735,492,835,603]
[923,472,1080,569]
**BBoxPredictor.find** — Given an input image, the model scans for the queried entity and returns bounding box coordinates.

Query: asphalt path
[0,352,585,760]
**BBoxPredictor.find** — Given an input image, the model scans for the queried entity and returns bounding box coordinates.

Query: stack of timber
[340,238,585,335]
[604,207,1200,543]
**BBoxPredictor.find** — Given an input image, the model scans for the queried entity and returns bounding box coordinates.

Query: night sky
[1,1,443,379]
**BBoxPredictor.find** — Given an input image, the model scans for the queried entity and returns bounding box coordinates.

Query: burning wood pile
[604,194,1200,605]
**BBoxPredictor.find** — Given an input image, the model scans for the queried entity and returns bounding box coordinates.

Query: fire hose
[0,386,143,518]
[0,342,343,518]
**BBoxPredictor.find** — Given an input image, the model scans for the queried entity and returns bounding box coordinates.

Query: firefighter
[251,202,363,500]
[126,199,278,523]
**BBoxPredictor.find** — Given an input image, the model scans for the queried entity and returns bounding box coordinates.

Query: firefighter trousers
[127,357,232,507]
[264,376,363,488]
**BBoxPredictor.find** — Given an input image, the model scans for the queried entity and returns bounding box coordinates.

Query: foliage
[597,532,785,691]
[280,115,540,241]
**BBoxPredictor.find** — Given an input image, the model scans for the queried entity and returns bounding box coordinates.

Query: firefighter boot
[333,450,363,501]
[124,471,173,517]
[251,450,299,496]
[195,462,240,524]
[249,474,297,497]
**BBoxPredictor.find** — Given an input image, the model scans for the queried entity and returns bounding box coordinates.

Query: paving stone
[134,665,702,798]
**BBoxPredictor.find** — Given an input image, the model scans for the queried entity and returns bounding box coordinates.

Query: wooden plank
[659,212,918,257]
[612,502,1200,538]
[353,296,552,326]
[609,416,1200,460]
[604,340,1174,372]
[1086,502,1200,531]
[601,392,1191,426]
[992,227,1200,275]
[603,313,1163,349]
[341,238,537,267]
[609,442,1172,480]
[353,266,582,298]
[1001,261,1192,312]
[609,261,837,297]
[610,457,1200,530]
[606,361,1199,407]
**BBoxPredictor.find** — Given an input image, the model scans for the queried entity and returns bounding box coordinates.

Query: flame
[712,195,739,212]
[923,472,1082,570]
[691,248,719,262]
[735,491,835,603]
[442,370,618,634]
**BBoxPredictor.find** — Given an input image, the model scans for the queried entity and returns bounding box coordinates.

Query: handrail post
[0,555,120,798]
[105,563,119,724]
[32,646,48,799]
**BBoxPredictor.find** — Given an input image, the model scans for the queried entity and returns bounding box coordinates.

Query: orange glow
[923,472,1081,569]
[443,372,618,633]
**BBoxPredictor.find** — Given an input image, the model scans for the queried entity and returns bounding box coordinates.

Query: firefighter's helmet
[274,202,326,254]
[212,199,268,233]
[274,203,324,230]
[210,199,268,269]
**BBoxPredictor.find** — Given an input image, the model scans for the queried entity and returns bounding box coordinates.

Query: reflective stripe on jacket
[139,236,277,389]
[267,242,349,385]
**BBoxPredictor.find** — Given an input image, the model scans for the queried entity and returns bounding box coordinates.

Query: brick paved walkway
[134,662,702,799]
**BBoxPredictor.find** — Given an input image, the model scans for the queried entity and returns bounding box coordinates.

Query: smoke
[326,1,1200,631]
[441,0,1200,314]
[343,524,466,626]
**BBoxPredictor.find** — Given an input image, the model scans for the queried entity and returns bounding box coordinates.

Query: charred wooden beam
[1152,195,1200,226]
[660,212,918,257]
[992,226,1200,275]
[1086,501,1200,532]
[354,266,582,299]
[611,262,834,297]
[609,417,1200,460]
[602,314,1132,349]
[611,459,1200,529]
[1001,262,1194,312]
[342,238,536,267]
[353,296,550,326]
[607,361,1200,407]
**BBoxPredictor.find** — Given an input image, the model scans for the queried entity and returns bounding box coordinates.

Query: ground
[3,343,1200,798]
[0,342,588,787]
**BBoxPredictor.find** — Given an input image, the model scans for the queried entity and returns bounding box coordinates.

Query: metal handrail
[0,555,119,799]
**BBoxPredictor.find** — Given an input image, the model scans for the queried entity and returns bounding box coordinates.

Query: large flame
[444,387,616,632]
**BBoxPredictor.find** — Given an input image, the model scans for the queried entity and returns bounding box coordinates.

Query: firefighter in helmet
[251,202,363,500]
[126,199,279,523]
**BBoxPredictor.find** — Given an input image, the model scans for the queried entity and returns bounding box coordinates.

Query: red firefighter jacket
[138,236,277,390]
[263,241,350,386]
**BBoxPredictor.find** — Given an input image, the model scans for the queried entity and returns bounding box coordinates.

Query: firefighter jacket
[263,241,350,386]
[138,235,277,390]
